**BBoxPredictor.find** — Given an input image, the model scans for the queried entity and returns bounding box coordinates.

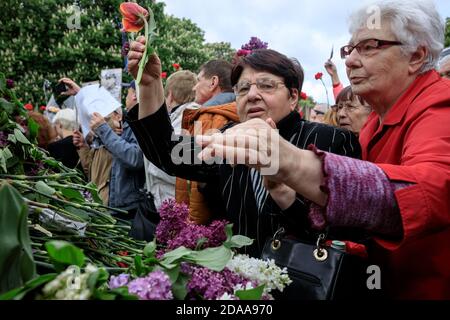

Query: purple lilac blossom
[241,37,268,51]
[108,274,130,289]
[186,266,250,300]
[127,270,173,300]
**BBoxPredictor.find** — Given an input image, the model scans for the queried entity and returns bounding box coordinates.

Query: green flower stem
[27,201,86,223]
[136,18,149,85]
[12,181,116,224]
[35,261,55,271]
[0,173,79,180]
[320,78,330,107]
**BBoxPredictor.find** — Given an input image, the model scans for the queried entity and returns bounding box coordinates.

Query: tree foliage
[0,0,235,105]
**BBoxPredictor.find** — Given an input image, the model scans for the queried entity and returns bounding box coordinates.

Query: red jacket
[359,70,450,299]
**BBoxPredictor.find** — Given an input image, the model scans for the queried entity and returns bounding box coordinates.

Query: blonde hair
[164,70,197,105]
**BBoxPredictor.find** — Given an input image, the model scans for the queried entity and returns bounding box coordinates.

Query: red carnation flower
[172,63,181,70]
[161,72,167,79]
[24,103,33,111]
[315,72,323,80]
[300,92,308,100]
[40,106,46,111]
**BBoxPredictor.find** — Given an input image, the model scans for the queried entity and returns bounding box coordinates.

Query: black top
[127,104,361,257]
[47,135,80,169]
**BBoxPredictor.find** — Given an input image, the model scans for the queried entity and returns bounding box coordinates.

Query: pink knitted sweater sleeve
[308,147,406,237]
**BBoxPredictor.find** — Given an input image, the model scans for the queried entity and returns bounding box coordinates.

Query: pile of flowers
[105,199,292,300]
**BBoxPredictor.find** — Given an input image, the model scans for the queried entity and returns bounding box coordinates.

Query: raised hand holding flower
[119,2,157,85]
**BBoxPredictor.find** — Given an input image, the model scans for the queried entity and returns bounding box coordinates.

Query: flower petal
[122,18,144,33]
[119,2,148,22]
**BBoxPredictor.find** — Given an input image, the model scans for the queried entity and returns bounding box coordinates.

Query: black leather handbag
[129,190,160,242]
[261,228,369,300]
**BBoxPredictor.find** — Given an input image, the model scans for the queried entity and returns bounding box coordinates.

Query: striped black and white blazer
[127,105,361,257]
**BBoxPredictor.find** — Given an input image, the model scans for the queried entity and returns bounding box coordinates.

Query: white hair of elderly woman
[348,0,444,73]
[53,108,78,131]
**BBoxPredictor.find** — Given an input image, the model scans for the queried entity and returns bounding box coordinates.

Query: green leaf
[63,206,90,221]
[228,235,254,249]
[0,98,15,115]
[235,284,265,300]
[35,181,56,196]
[0,151,6,173]
[0,183,36,295]
[45,241,85,272]
[159,246,193,269]
[7,134,16,144]
[162,265,180,284]
[225,224,233,242]
[195,237,208,250]
[59,187,84,203]
[187,246,232,272]
[14,129,31,145]
[171,273,188,300]
[27,117,39,144]
[143,240,157,258]
[134,255,144,277]
[2,147,12,160]
[0,273,57,300]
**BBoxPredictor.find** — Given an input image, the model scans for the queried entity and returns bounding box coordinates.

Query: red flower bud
[161,72,167,79]
[300,92,308,100]
[315,72,323,80]
[40,106,47,111]
[119,2,149,33]
[172,63,181,70]
[24,103,33,111]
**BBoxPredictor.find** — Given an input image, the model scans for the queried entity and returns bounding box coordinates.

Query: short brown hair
[231,49,304,94]
[164,70,197,105]
[200,60,233,92]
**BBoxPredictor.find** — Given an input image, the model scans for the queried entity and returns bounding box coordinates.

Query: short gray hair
[438,47,450,69]
[348,0,444,73]
[53,108,77,131]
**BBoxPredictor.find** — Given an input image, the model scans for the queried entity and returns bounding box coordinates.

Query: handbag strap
[270,227,329,262]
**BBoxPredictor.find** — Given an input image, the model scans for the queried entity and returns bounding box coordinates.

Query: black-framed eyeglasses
[340,38,403,59]
[234,78,286,96]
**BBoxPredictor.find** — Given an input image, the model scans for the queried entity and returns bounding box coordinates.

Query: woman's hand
[263,177,296,210]
[59,78,80,96]
[128,36,162,86]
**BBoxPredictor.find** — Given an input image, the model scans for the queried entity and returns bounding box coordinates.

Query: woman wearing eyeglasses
[197,0,450,299]
[333,86,371,135]
[126,45,360,257]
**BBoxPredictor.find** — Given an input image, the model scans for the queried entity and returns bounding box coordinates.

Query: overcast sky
[161,0,450,104]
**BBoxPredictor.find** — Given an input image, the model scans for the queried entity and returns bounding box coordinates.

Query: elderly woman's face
[235,67,298,123]
[345,21,410,105]
[337,98,371,134]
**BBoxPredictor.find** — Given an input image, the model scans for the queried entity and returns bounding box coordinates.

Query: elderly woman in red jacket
[198,0,450,299]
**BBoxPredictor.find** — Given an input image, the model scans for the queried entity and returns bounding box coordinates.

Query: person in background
[47,108,81,169]
[334,86,372,136]
[310,103,328,123]
[144,72,199,210]
[176,60,239,224]
[324,59,344,99]
[27,111,57,150]
[438,47,450,79]
[198,0,450,299]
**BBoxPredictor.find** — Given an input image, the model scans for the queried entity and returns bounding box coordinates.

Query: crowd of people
[27,0,449,300]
